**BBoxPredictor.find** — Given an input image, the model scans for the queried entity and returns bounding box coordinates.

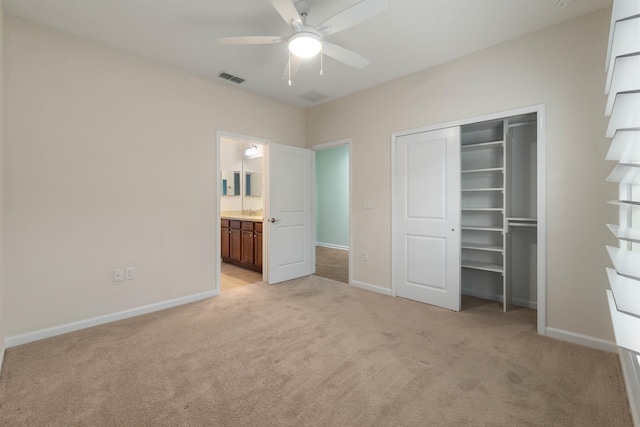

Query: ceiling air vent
[297,90,329,103]
[218,72,245,84]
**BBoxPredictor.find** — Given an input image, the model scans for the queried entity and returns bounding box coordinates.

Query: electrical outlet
[113,268,124,282]
[125,267,135,280]
[362,200,374,209]
[362,251,368,261]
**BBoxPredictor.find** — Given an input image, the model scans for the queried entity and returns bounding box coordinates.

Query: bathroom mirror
[245,172,262,197]
[221,170,240,196]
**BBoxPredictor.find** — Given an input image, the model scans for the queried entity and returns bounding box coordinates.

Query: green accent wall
[316,145,349,248]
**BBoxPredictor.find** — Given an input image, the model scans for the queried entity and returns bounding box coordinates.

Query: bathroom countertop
[221,211,263,222]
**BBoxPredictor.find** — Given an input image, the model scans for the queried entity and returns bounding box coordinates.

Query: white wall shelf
[461,188,503,192]
[461,260,504,274]
[462,167,504,174]
[461,226,503,232]
[461,242,503,252]
[461,140,504,151]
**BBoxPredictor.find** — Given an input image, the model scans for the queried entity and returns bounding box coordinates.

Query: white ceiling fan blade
[318,0,388,36]
[321,41,369,69]
[271,0,302,28]
[282,55,304,81]
[218,36,285,45]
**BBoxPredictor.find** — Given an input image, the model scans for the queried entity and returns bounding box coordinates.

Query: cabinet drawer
[229,220,241,229]
[254,222,263,233]
[241,221,254,231]
[221,219,230,228]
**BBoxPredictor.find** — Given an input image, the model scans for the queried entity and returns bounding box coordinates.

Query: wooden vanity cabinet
[241,222,254,265]
[254,222,263,269]
[221,219,230,259]
[221,219,262,273]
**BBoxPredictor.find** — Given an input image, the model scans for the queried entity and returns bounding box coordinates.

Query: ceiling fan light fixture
[288,32,321,58]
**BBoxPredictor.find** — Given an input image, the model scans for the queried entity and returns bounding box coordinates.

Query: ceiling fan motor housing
[294,0,312,17]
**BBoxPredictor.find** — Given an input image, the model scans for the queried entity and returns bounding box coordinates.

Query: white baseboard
[350,280,392,296]
[545,327,617,353]
[316,242,349,251]
[461,289,537,309]
[4,290,218,348]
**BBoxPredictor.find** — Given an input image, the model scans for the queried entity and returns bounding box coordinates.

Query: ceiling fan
[218,0,388,84]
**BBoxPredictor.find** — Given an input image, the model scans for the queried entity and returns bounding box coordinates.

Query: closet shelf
[507,218,537,228]
[461,188,504,192]
[461,260,504,273]
[461,208,503,211]
[461,167,504,174]
[461,226,503,232]
[461,140,504,151]
[461,242,503,252]
[507,120,536,128]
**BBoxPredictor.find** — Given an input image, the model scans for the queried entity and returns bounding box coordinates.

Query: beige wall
[3,17,305,337]
[307,9,617,342]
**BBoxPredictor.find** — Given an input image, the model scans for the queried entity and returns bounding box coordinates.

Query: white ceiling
[3,0,612,108]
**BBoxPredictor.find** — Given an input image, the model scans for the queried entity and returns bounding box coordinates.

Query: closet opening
[391,105,546,334]
[460,113,538,313]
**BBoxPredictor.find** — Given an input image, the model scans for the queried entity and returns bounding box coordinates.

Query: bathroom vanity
[221,213,263,273]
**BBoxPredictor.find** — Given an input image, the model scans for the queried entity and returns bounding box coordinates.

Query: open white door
[393,127,461,311]
[266,143,315,284]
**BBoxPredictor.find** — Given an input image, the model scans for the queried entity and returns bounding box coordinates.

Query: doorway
[218,133,266,292]
[311,139,351,284]
[216,133,316,292]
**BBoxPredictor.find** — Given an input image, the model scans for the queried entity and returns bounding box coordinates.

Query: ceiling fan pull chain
[288,51,292,86]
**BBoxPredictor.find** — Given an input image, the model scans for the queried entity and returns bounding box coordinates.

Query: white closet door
[394,127,461,311]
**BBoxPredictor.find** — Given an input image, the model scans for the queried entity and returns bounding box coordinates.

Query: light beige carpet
[0,275,631,426]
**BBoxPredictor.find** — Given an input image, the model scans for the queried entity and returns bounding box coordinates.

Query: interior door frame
[309,138,353,285]
[391,104,547,335]
[215,130,271,295]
